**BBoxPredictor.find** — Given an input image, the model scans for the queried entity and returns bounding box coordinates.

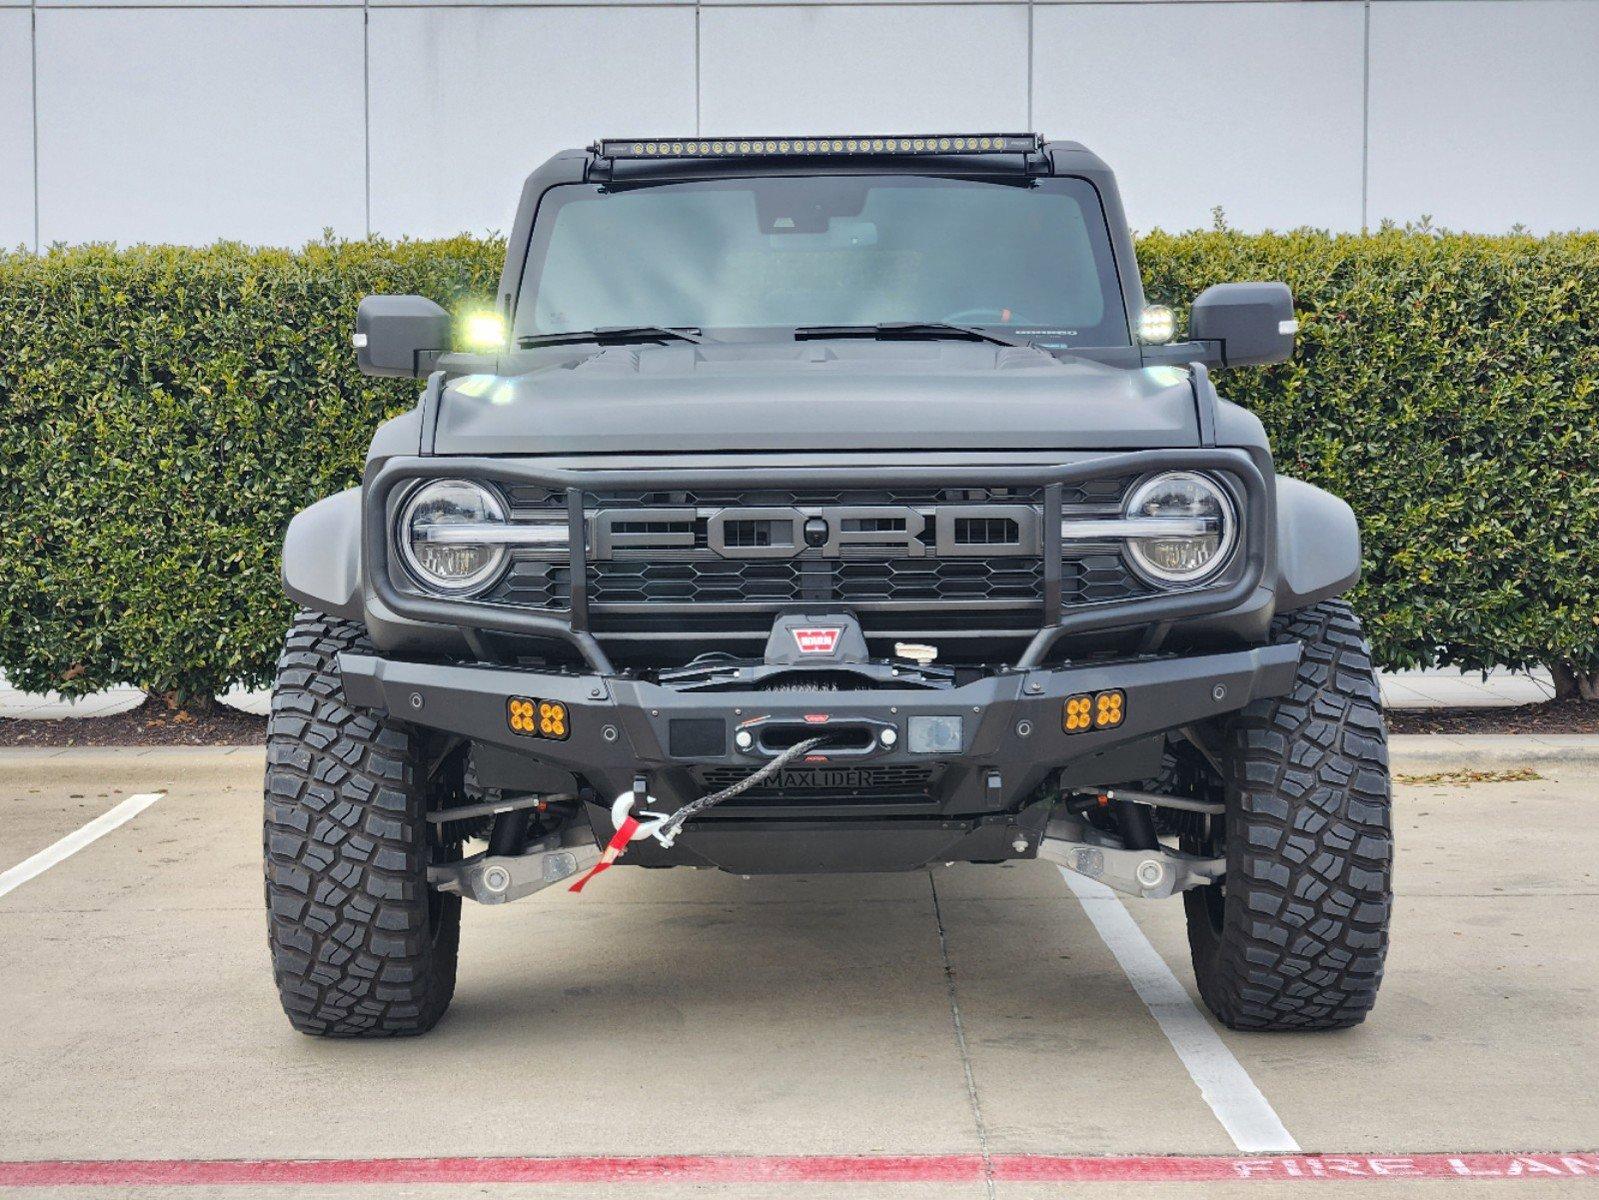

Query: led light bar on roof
[594,134,1041,160]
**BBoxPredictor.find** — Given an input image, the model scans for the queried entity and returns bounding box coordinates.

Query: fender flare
[282,488,364,621]
[1274,476,1361,612]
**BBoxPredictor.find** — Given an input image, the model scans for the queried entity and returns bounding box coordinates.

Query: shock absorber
[1115,799,1160,851]
[1059,788,1157,848]
[487,809,530,858]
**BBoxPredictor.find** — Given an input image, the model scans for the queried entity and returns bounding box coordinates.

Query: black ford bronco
[265,134,1392,1038]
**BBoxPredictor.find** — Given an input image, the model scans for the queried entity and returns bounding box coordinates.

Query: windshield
[514,175,1129,346]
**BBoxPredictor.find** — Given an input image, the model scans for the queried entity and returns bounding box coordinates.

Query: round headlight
[1123,471,1236,585]
[398,479,507,595]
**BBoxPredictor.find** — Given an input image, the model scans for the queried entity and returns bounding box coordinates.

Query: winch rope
[652,735,829,844]
[567,734,830,894]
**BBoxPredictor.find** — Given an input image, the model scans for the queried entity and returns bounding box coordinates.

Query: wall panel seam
[363,0,370,234]
[30,0,39,251]
[1025,0,1032,128]
[1360,0,1369,230]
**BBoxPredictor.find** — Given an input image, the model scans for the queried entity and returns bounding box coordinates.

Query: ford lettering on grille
[589,504,1040,560]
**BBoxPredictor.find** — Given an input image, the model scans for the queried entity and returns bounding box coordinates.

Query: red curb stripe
[1001,1154,1599,1182]
[1,1153,1596,1187]
[0,1157,979,1187]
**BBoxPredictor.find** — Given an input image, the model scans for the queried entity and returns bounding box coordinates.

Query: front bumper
[341,642,1300,869]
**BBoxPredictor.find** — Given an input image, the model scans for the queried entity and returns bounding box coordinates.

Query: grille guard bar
[362,449,1271,677]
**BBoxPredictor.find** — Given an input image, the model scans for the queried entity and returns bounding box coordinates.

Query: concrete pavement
[0,679,269,720]
[1378,668,1556,709]
[1,747,1595,1197]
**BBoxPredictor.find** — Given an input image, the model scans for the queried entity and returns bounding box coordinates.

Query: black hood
[431,341,1198,455]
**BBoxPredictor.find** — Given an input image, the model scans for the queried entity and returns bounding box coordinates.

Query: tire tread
[263,610,458,1037]
[1188,598,1393,1031]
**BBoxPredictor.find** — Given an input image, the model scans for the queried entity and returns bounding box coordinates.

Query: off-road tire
[1185,599,1392,1031]
[263,610,460,1037]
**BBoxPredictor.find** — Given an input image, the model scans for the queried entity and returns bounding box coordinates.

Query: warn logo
[792,627,842,655]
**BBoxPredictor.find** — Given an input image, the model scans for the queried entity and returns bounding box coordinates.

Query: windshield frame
[509,170,1135,350]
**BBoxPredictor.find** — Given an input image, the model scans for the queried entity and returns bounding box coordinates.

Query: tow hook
[609,734,836,854]
[609,783,677,847]
[572,735,839,894]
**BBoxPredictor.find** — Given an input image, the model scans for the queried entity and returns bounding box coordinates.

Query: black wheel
[1184,599,1393,1031]
[263,610,461,1037]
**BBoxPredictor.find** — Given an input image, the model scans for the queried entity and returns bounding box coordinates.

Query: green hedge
[1139,228,1599,692]
[1,230,1596,705]
[0,238,502,704]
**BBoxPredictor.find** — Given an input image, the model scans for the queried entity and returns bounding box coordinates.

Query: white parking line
[1060,869,1301,1154]
[0,792,165,901]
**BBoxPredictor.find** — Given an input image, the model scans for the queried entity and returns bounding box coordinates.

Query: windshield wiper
[793,322,1032,349]
[518,325,705,348]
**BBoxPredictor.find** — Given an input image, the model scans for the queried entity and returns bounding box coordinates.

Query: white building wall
[34,7,367,246]
[368,6,698,235]
[1033,2,1369,233]
[1367,0,1599,234]
[1,0,1596,250]
[699,6,1032,136]
[0,6,34,246]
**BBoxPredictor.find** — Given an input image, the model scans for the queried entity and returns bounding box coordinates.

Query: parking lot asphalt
[1,746,1596,1198]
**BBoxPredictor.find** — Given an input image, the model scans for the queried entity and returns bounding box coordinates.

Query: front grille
[580,558,1049,605]
[487,552,1142,609]
[478,481,1148,652]
[838,558,1042,602]
[593,560,801,604]
[494,559,572,610]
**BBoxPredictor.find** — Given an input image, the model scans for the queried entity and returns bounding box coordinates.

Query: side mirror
[354,295,451,378]
[1189,282,1296,368]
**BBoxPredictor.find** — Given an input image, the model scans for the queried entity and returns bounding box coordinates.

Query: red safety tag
[567,815,640,894]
